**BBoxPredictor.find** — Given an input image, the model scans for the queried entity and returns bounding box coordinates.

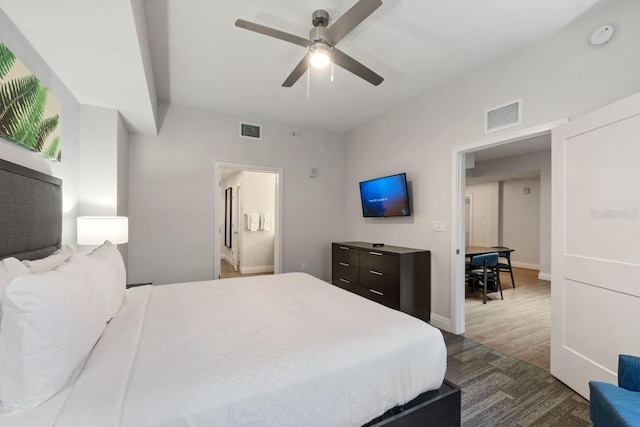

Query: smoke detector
[590,25,615,46]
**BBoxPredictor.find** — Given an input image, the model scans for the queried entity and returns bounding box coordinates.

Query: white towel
[247,213,259,231]
[261,213,272,231]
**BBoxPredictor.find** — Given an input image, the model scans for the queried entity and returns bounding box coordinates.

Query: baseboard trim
[511,261,540,270]
[538,272,551,281]
[222,254,234,265]
[240,265,274,274]
[429,313,452,333]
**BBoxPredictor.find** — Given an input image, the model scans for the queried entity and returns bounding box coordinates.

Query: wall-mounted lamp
[77,216,128,245]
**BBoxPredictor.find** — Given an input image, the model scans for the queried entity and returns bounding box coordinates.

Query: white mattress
[0,272,446,427]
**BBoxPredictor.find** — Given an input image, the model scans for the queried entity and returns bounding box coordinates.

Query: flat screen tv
[359,173,411,217]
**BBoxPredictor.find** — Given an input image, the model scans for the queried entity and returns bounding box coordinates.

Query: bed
[0,158,460,426]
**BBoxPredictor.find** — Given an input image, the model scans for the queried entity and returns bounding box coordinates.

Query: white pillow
[0,258,31,322]
[22,245,74,274]
[0,257,30,295]
[0,254,107,410]
[86,241,126,321]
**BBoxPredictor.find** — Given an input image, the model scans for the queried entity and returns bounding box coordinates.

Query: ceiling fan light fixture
[309,42,331,68]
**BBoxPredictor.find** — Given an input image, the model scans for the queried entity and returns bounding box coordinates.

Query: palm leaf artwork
[34,114,60,151]
[0,75,48,148]
[0,42,61,161]
[44,136,60,160]
[0,44,16,80]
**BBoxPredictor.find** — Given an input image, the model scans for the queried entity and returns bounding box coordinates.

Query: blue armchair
[590,354,640,427]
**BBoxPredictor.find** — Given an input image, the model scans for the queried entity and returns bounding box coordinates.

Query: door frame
[214,161,283,280]
[233,184,241,271]
[449,119,567,334]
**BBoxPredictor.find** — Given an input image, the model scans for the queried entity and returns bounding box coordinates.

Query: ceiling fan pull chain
[307,62,310,100]
[331,52,335,83]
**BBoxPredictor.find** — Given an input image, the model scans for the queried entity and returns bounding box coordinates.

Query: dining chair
[491,246,515,288]
[468,252,503,304]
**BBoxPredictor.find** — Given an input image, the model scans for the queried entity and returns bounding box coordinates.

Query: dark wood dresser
[331,242,431,322]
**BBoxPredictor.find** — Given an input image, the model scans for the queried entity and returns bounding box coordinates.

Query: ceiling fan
[235,0,384,87]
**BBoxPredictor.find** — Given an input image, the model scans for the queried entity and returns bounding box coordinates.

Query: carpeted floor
[441,331,592,427]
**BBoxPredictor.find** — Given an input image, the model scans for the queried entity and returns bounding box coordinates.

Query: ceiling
[465,133,550,185]
[0,0,608,135]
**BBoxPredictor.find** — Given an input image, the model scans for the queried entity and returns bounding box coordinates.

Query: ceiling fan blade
[235,19,310,48]
[325,0,382,46]
[332,48,383,86]
[282,53,310,87]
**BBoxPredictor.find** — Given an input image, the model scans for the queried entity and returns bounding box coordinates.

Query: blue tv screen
[359,173,411,217]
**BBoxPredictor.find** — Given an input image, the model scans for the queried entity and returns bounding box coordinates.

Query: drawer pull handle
[340,278,350,284]
[339,246,350,250]
[339,262,349,267]
[369,251,383,256]
[369,289,384,296]
[370,270,383,276]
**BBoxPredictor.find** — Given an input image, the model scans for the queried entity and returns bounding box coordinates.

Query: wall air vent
[485,99,522,133]
[240,122,262,140]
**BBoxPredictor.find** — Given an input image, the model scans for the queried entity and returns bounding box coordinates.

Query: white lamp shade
[77,216,128,245]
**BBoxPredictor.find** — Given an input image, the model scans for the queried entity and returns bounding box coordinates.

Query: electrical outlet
[302,262,307,271]
[432,221,446,232]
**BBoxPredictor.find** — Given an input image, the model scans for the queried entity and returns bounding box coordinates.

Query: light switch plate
[433,221,445,232]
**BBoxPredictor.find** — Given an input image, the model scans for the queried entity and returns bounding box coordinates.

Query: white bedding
[0,272,446,427]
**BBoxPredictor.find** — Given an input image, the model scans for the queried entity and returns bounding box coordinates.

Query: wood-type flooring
[220,259,273,279]
[464,267,551,371]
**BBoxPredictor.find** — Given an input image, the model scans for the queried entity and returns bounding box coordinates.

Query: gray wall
[471,150,551,276]
[128,102,347,285]
[343,0,640,330]
[502,178,541,268]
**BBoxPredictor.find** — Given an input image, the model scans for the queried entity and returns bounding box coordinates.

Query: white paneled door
[551,92,640,398]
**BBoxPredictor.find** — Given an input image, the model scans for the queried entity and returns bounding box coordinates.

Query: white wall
[79,105,119,216]
[78,106,129,265]
[465,183,499,246]
[241,171,276,273]
[344,0,640,331]
[128,102,346,285]
[0,8,81,248]
[502,178,540,268]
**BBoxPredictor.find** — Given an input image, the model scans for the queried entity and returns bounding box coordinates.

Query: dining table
[465,246,515,258]
[465,245,516,288]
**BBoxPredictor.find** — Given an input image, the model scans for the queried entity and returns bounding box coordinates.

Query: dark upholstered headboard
[0,158,62,261]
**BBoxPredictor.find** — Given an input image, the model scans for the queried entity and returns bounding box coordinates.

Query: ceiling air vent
[240,122,262,140]
[485,99,522,133]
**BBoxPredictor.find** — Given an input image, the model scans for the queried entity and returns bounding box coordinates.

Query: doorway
[450,119,567,335]
[214,162,283,280]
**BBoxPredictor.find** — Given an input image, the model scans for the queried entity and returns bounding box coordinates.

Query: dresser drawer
[332,262,360,284]
[360,270,400,297]
[332,244,360,266]
[364,288,400,310]
[332,276,363,296]
[360,251,398,276]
